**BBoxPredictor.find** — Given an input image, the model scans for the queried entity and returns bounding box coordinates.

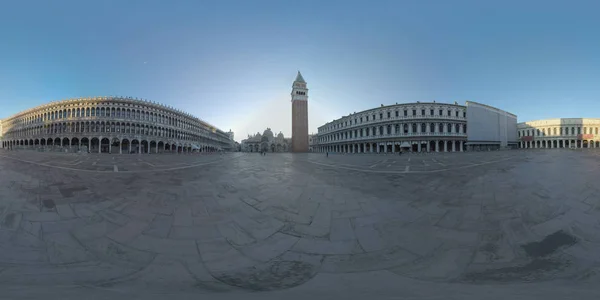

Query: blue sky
[1,0,600,141]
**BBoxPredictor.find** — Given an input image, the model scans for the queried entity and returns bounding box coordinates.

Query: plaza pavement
[1,149,600,299]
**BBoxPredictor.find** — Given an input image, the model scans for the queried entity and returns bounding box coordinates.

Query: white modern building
[316,101,468,153]
[518,118,600,149]
[465,101,519,150]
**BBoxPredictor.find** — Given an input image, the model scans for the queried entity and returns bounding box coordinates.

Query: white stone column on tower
[129,142,132,154]
[436,140,439,152]
[443,141,447,152]
[452,142,455,152]
[417,142,421,152]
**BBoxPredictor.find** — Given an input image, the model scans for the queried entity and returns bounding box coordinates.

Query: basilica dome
[263,128,274,139]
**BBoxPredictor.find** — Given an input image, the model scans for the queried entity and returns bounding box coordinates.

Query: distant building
[226,129,234,141]
[241,128,291,152]
[518,118,600,149]
[309,133,317,152]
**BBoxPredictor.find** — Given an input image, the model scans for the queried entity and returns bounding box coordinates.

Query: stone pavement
[1,149,600,299]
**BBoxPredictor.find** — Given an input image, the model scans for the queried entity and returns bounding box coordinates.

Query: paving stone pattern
[2,149,600,298]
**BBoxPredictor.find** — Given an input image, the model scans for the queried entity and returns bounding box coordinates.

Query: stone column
[460,141,464,152]
[426,141,430,152]
[156,143,159,154]
[452,142,455,152]
[129,142,132,154]
[443,141,447,152]
[417,142,421,152]
[436,140,439,152]
[384,143,387,153]
[138,142,141,154]
[109,142,111,154]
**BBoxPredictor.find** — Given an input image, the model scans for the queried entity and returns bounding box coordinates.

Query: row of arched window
[320,106,466,133]
[3,104,207,135]
[519,126,600,137]
[5,121,205,141]
[319,122,467,143]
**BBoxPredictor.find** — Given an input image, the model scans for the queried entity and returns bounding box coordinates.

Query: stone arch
[150,141,157,154]
[111,138,120,154]
[90,137,99,152]
[71,137,79,149]
[158,141,164,153]
[141,140,149,154]
[131,139,140,153]
[81,137,89,151]
[121,139,130,153]
[100,138,110,153]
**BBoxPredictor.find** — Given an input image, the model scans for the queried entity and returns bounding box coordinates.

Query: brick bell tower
[291,71,309,152]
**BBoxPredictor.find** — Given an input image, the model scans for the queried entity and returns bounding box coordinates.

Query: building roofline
[2,96,226,133]
[318,101,466,128]
[465,101,517,118]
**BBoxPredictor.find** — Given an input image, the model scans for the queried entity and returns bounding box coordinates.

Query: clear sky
[2,0,600,142]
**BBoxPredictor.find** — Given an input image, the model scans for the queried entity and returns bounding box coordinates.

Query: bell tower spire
[291,71,309,152]
[291,71,308,102]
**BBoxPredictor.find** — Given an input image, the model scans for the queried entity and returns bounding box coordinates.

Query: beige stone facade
[518,118,600,149]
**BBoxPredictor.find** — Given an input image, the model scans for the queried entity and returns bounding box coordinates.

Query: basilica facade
[241,128,291,152]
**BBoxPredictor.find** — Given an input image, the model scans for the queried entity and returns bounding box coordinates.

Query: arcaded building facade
[316,102,468,153]
[0,96,232,153]
[518,118,600,149]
